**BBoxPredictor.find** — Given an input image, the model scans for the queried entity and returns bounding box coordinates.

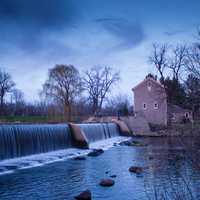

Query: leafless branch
[83,66,120,115]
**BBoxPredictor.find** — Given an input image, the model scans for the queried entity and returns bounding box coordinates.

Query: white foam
[89,136,130,150]
[0,136,130,176]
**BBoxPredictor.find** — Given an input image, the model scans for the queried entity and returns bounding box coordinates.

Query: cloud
[0,0,78,53]
[0,0,77,27]
[164,29,186,36]
[96,17,146,50]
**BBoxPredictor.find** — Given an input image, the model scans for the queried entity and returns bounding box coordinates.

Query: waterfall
[0,124,72,160]
[79,123,120,143]
[0,122,122,161]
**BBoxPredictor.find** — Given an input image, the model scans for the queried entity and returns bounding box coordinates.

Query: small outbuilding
[168,104,193,123]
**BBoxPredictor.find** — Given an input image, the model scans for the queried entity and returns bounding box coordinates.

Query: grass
[0,115,88,123]
[0,115,65,123]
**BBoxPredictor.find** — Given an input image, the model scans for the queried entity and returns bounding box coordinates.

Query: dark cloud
[0,0,76,28]
[0,1,145,55]
[0,0,78,52]
[96,17,145,50]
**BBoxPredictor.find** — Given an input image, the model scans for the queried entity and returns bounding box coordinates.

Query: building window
[185,112,189,118]
[147,81,152,91]
[143,103,147,110]
[154,102,158,109]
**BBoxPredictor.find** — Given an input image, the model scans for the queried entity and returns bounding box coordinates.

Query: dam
[0,123,123,161]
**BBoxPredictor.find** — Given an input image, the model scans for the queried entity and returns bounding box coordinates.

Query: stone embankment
[83,116,196,137]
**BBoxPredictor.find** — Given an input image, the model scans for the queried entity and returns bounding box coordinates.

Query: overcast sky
[0,0,200,102]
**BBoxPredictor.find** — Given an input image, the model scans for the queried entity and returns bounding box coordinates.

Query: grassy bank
[0,116,66,123]
[0,115,89,124]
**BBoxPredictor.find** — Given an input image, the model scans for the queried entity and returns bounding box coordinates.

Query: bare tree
[105,94,130,116]
[0,68,15,115]
[184,30,200,80]
[186,43,200,79]
[168,44,187,80]
[83,66,120,115]
[149,43,169,82]
[42,64,83,121]
[11,89,24,104]
[11,89,25,115]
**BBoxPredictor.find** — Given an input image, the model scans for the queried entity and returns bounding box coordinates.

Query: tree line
[0,65,128,122]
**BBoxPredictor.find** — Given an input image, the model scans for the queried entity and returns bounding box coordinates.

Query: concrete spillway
[0,123,122,160]
[78,123,120,143]
[0,124,72,160]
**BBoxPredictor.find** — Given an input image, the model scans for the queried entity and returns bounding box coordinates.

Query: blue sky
[0,0,199,102]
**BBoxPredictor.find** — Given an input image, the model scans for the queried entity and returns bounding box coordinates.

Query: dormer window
[147,81,152,91]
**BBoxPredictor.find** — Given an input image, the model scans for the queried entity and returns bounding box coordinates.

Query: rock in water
[119,141,131,146]
[99,179,115,187]
[74,190,91,200]
[110,175,117,178]
[87,149,104,157]
[129,166,143,174]
[120,140,147,147]
[131,141,146,146]
[149,156,154,160]
[73,156,86,160]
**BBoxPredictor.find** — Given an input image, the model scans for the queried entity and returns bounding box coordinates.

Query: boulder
[110,175,117,178]
[175,154,184,160]
[73,156,86,160]
[129,166,143,174]
[149,156,154,160]
[99,179,115,187]
[119,140,132,146]
[69,123,89,149]
[87,149,104,157]
[74,190,91,200]
[130,141,147,147]
[120,140,147,147]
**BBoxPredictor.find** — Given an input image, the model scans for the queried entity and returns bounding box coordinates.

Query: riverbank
[0,115,60,123]
[0,115,88,124]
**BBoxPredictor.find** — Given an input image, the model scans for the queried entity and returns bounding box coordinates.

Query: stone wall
[84,115,151,135]
[120,116,150,134]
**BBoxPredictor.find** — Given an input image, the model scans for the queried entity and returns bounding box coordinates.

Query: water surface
[0,137,200,200]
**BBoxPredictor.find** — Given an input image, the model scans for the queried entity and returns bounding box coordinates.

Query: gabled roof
[168,104,192,113]
[132,77,164,91]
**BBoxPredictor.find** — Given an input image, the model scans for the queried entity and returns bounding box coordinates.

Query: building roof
[132,77,164,91]
[168,104,192,113]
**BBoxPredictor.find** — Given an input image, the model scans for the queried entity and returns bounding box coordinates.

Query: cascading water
[79,123,121,143]
[0,124,72,160]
